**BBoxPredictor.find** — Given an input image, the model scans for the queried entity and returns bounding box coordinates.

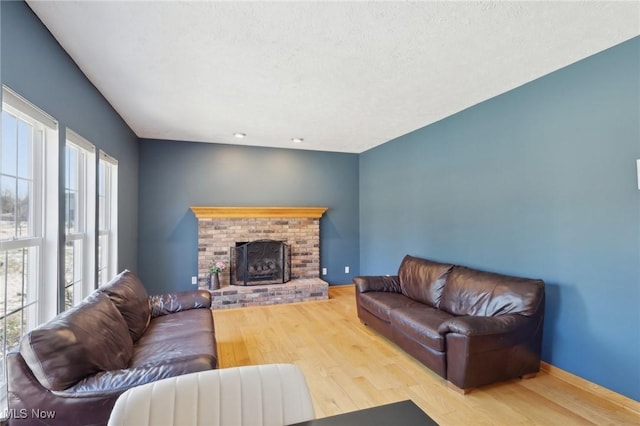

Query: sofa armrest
[7,351,125,425]
[150,290,211,317]
[353,275,401,294]
[441,314,543,389]
[438,314,530,336]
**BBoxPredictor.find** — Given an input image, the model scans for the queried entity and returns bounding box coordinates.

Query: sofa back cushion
[439,266,544,317]
[19,292,133,391]
[398,255,454,308]
[99,270,151,342]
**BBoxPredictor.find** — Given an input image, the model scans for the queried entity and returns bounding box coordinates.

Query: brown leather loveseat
[7,270,218,425]
[355,255,544,392]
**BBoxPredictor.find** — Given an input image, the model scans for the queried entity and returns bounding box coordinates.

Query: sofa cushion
[99,270,151,342]
[130,309,217,369]
[398,255,453,308]
[19,292,133,391]
[390,306,454,352]
[357,292,423,322]
[439,266,545,317]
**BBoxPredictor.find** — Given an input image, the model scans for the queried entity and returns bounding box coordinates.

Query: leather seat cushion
[130,309,217,369]
[440,266,545,317]
[358,292,423,322]
[390,306,454,352]
[99,270,152,342]
[19,292,133,391]
[398,255,453,308]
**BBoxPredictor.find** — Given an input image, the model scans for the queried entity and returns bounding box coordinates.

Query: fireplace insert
[230,240,291,286]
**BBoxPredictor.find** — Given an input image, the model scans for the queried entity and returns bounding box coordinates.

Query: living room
[1,0,638,424]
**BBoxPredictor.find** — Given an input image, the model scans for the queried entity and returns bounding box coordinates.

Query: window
[64,130,96,309]
[1,86,58,412]
[97,152,117,286]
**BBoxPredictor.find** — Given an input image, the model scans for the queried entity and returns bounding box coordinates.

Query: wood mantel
[190,206,328,219]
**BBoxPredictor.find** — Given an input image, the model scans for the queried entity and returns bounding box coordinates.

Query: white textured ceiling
[27,1,640,153]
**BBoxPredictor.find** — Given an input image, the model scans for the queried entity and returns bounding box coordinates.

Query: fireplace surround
[191,207,329,308]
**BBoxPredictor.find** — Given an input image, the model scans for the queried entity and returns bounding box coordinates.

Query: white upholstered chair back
[108,364,315,426]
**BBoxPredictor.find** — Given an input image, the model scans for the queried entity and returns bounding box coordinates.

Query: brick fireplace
[191,206,329,309]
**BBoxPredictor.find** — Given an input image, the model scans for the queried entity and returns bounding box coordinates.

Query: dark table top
[290,400,439,426]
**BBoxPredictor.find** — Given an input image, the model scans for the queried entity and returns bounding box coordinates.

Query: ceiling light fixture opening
[234,132,247,138]
[291,138,304,143]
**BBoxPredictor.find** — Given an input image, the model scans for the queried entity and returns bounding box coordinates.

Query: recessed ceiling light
[291,138,304,143]
[234,132,247,138]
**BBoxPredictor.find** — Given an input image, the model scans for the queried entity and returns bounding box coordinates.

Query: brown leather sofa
[7,270,218,426]
[355,255,544,392]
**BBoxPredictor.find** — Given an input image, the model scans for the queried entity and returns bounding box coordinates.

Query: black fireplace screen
[230,240,291,286]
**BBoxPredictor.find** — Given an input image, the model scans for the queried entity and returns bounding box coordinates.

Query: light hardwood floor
[213,285,640,425]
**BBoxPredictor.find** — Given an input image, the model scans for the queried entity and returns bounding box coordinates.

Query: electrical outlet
[191,276,198,285]
[345,266,350,274]
[322,268,327,276]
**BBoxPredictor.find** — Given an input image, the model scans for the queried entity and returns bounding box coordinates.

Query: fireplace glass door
[231,240,291,286]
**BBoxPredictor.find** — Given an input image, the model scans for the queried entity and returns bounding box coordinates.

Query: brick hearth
[191,207,329,308]
[209,278,328,310]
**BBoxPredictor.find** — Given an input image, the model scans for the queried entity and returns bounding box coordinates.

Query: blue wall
[138,139,359,294]
[360,37,640,400]
[0,1,139,272]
